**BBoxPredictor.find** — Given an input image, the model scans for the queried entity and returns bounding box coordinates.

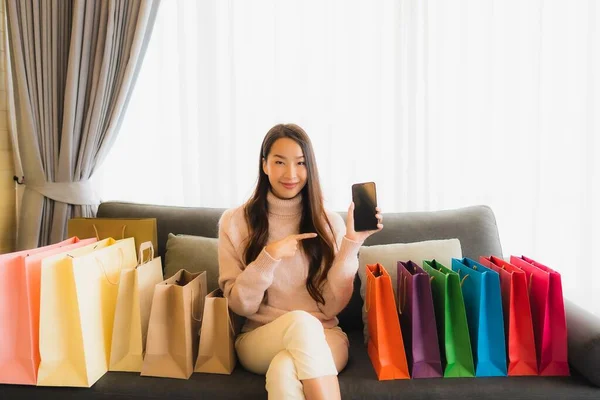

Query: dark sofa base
[2,331,599,400]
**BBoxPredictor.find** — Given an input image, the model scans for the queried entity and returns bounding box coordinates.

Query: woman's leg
[265,350,304,399]
[301,375,341,400]
[235,311,349,400]
[325,326,350,372]
[301,327,349,400]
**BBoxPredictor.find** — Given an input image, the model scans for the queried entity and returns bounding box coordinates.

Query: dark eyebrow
[273,154,305,159]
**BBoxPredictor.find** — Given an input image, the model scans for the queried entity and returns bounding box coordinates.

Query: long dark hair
[243,124,336,305]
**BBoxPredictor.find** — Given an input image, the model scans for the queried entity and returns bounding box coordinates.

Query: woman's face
[262,138,308,199]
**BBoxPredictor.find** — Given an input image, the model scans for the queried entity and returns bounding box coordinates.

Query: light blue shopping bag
[451,258,507,377]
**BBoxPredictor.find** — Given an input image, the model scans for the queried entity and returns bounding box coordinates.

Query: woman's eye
[298,161,306,166]
[275,161,284,165]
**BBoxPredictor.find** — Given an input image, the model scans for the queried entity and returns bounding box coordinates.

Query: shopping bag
[0,237,96,385]
[365,263,410,380]
[422,259,475,378]
[68,218,158,261]
[141,270,207,379]
[479,256,537,376]
[37,238,137,387]
[109,242,164,372]
[194,289,241,374]
[451,258,507,377]
[397,261,443,378]
[510,255,570,376]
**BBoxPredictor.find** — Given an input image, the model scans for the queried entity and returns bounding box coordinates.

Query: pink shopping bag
[510,255,570,376]
[0,237,97,385]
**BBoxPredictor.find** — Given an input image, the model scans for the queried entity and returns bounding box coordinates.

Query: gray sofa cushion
[350,205,504,258]
[97,203,504,265]
[97,203,504,334]
[3,330,597,400]
[98,202,224,261]
[165,233,220,293]
[339,332,599,400]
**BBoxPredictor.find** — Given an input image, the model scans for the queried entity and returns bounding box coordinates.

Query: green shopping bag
[423,260,475,378]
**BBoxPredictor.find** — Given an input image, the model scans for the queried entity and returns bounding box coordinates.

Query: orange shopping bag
[0,237,97,385]
[365,263,410,380]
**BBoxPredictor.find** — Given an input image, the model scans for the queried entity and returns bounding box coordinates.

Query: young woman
[218,124,383,400]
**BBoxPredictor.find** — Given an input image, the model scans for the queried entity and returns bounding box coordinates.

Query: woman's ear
[262,157,268,176]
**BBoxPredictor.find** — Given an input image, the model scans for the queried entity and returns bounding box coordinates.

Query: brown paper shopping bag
[194,289,240,375]
[109,242,164,372]
[141,270,207,379]
[68,218,158,261]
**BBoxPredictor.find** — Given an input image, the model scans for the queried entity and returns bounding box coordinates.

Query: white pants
[235,310,349,400]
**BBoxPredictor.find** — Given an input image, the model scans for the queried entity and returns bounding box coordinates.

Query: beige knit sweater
[218,191,362,332]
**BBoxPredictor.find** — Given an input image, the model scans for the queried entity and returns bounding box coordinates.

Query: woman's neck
[267,190,303,218]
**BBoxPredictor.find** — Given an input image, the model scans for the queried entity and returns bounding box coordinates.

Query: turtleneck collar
[267,190,303,218]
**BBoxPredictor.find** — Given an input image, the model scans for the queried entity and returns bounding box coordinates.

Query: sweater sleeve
[217,208,281,317]
[317,212,362,319]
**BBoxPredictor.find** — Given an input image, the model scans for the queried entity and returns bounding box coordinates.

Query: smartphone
[351,182,378,232]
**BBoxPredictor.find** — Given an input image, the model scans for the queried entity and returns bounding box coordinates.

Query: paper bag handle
[192,293,237,336]
[138,241,154,265]
[95,248,125,286]
[457,269,470,287]
[398,275,408,315]
[191,289,204,323]
[228,310,235,334]
[92,224,127,241]
[365,274,374,313]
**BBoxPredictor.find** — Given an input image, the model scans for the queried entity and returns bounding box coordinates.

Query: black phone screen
[351,182,378,232]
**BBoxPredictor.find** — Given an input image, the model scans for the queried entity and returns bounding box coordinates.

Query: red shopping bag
[365,263,410,380]
[510,255,569,376]
[479,256,537,376]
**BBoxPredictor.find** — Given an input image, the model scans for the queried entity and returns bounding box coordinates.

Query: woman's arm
[317,212,362,319]
[218,209,281,316]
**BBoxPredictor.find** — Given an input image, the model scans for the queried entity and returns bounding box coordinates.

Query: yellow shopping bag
[109,242,164,372]
[37,238,137,387]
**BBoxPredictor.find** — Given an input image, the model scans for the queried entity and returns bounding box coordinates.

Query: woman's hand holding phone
[345,202,383,243]
[264,233,318,260]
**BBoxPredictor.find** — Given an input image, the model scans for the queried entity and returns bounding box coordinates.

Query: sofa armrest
[566,298,600,387]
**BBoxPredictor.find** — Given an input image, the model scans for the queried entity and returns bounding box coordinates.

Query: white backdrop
[94,0,600,314]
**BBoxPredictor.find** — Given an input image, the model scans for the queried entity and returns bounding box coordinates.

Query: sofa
[2,201,599,399]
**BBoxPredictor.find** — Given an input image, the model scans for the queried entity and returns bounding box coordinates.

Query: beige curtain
[5,0,160,249]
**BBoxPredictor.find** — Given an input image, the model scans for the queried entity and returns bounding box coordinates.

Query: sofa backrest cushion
[97,202,503,332]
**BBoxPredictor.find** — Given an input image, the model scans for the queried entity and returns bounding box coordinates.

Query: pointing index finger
[295,233,318,240]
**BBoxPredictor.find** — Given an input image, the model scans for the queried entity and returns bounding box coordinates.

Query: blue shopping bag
[451,258,507,377]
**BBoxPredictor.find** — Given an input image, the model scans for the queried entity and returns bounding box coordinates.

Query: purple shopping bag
[397,261,443,378]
